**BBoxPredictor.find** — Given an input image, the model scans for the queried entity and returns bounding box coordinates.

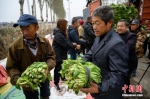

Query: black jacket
[83,21,95,44]
[119,31,138,76]
[52,28,76,62]
[68,25,85,53]
[84,28,129,99]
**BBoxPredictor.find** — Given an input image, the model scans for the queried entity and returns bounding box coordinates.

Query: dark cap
[131,19,140,25]
[13,14,38,27]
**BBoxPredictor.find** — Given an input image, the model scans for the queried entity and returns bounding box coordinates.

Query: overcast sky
[0,0,87,22]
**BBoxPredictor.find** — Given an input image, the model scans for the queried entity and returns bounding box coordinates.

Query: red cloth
[0,65,8,87]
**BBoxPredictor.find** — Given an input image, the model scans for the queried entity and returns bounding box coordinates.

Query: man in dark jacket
[80,6,129,99]
[68,18,86,60]
[117,19,137,93]
[83,16,95,53]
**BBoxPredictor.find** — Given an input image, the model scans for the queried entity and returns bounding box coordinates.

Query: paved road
[130,52,150,99]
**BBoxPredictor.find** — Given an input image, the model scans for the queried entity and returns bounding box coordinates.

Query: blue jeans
[23,80,50,99]
[70,53,77,60]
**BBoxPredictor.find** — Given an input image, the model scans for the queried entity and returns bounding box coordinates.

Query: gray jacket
[84,28,129,99]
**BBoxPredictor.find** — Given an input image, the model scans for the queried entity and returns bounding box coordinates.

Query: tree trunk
[19,0,24,15]
[32,0,36,17]
[46,3,48,22]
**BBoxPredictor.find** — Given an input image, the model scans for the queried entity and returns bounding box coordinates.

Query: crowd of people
[5,5,150,99]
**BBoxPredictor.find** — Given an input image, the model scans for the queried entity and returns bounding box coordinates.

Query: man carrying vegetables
[80,6,129,99]
[6,14,56,99]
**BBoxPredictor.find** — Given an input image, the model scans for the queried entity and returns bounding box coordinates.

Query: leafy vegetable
[60,58,102,94]
[16,62,52,90]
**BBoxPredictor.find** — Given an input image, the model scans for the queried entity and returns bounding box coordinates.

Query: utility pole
[27,0,31,14]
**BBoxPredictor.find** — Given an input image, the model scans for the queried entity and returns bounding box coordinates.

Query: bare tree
[19,0,24,15]
[32,0,36,17]
[38,0,44,22]
[45,0,49,22]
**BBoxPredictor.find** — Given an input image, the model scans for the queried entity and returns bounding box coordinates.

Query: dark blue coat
[52,28,76,62]
[68,26,85,53]
[84,28,129,99]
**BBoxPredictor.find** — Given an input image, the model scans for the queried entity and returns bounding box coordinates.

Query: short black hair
[72,18,78,25]
[87,16,92,21]
[118,19,129,26]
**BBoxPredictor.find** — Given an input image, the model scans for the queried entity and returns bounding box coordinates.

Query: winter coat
[6,35,56,85]
[68,25,85,53]
[135,29,147,58]
[83,21,95,44]
[84,28,129,99]
[52,27,76,62]
[119,31,138,76]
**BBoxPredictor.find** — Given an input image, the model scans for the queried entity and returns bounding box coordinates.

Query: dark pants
[86,43,93,53]
[78,44,85,55]
[144,38,148,55]
[131,58,138,76]
[23,80,50,99]
[54,61,63,85]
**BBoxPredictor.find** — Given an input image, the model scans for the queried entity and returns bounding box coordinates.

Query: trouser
[131,58,138,76]
[70,53,77,60]
[23,80,50,99]
[85,43,93,53]
[78,44,85,55]
[54,61,63,85]
[144,38,148,55]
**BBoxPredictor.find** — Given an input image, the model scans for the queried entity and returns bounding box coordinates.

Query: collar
[24,34,38,49]
[17,34,45,49]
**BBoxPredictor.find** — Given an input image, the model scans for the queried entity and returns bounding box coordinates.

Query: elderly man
[80,6,129,99]
[6,14,56,99]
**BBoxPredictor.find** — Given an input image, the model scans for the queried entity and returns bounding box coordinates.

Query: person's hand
[73,43,77,46]
[76,45,81,49]
[80,82,99,93]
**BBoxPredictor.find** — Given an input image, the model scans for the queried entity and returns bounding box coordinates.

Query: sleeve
[70,30,86,44]
[127,34,137,51]
[54,33,76,50]
[98,41,129,95]
[6,46,21,85]
[44,39,56,71]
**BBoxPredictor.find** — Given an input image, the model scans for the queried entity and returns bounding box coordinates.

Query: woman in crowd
[52,19,80,90]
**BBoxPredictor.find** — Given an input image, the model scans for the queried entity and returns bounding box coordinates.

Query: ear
[108,20,113,27]
[36,25,39,31]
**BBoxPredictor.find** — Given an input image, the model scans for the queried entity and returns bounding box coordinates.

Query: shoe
[56,85,60,90]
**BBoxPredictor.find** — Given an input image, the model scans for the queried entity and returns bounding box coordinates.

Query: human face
[92,16,113,37]
[117,22,128,34]
[130,24,139,31]
[20,24,39,41]
[73,21,80,29]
